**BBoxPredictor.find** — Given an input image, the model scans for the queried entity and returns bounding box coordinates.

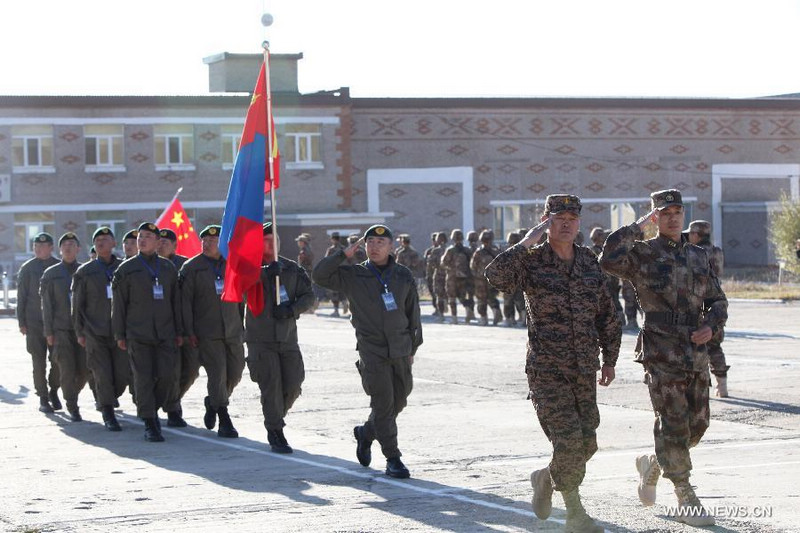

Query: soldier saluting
[600,189,727,527]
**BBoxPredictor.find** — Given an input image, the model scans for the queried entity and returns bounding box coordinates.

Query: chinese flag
[156,197,202,257]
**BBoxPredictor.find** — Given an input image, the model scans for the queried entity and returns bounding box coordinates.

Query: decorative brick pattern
[161,172,182,183]
[386,188,407,199]
[448,145,468,156]
[131,131,149,142]
[378,145,398,157]
[436,187,458,197]
[527,183,546,193]
[92,173,115,185]
[475,184,490,194]
[59,131,79,142]
[61,155,80,165]
[199,152,218,162]
[200,130,217,141]
[131,153,148,163]
[528,163,548,174]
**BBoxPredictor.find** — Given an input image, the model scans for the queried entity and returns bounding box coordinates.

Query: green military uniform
[313,225,423,467]
[180,227,246,438]
[16,234,60,410]
[40,233,87,420]
[72,228,130,429]
[112,223,182,434]
[245,240,316,452]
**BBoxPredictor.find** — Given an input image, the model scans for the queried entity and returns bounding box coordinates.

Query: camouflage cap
[436,231,448,243]
[479,229,494,243]
[137,222,159,236]
[295,233,310,243]
[364,224,392,240]
[399,233,411,243]
[32,232,54,244]
[467,231,478,242]
[58,232,80,246]
[688,220,712,235]
[199,225,221,238]
[92,226,114,241]
[330,231,341,239]
[651,189,684,211]
[544,194,582,216]
[122,229,139,241]
[159,228,177,242]
[430,232,438,240]
[589,227,605,240]
[347,233,360,244]
[450,229,464,241]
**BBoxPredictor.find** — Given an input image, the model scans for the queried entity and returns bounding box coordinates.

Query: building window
[494,205,520,242]
[221,125,242,170]
[85,125,124,171]
[12,126,54,173]
[86,210,127,249]
[14,213,55,254]
[285,124,322,169]
[154,125,195,170]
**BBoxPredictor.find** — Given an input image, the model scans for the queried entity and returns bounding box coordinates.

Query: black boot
[38,397,54,414]
[353,425,373,467]
[203,396,217,430]
[48,389,62,411]
[217,406,238,438]
[267,428,293,453]
[67,402,82,422]
[102,406,122,432]
[144,418,164,442]
[386,457,410,479]
[167,410,187,427]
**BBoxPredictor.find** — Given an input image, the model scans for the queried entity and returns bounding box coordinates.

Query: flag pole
[156,187,183,223]
[263,40,280,306]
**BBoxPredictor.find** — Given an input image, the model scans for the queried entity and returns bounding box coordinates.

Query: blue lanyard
[138,254,160,282]
[95,258,116,282]
[203,255,224,279]
[366,261,392,293]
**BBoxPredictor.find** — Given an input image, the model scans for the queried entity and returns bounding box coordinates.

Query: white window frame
[85,131,125,172]
[12,134,55,174]
[14,220,55,255]
[222,133,241,171]
[286,127,323,170]
[154,132,195,171]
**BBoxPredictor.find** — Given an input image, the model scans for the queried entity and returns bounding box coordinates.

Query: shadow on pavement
[712,396,800,415]
[0,384,29,405]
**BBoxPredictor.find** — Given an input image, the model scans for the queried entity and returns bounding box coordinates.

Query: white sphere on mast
[261,13,274,27]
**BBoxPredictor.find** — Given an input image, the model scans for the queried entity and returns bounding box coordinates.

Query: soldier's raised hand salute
[636,208,658,229]
[344,237,365,259]
[520,216,552,248]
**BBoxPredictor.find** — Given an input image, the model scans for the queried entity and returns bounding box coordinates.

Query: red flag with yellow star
[155,196,202,257]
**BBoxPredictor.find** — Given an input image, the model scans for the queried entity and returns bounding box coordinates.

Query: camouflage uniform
[600,191,728,484]
[485,198,621,494]
[502,232,526,326]
[325,235,347,314]
[395,242,423,278]
[440,230,475,323]
[422,234,438,311]
[591,240,624,324]
[429,235,448,319]
[470,232,502,325]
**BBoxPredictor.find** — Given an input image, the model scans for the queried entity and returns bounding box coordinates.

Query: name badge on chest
[106,284,113,299]
[381,291,398,311]
[153,281,164,300]
[279,285,290,303]
[215,278,224,295]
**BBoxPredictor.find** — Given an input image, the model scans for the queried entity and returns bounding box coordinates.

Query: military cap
[400,234,411,243]
[122,229,139,241]
[479,229,494,243]
[430,232,437,240]
[544,194,582,216]
[331,231,341,239]
[364,224,392,240]
[58,232,80,246]
[137,222,159,235]
[436,231,448,242]
[348,233,361,244]
[159,228,177,242]
[32,232,54,244]
[650,189,684,211]
[92,226,114,241]
[589,227,605,240]
[89,245,96,255]
[199,225,221,238]
[263,222,274,235]
[450,229,464,241]
[688,220,712,235]
[295,233,310,243]
[467,231,478,242]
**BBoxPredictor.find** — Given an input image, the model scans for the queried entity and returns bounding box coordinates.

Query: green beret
[159,228,177,241]
[92,226,114,241]
[263,222,273,235]
[137,222,159,235]
[89,246,96,254]
[544,194,582,216]
[651,189,684,211]
[364,224,392,240]
[58,232,80,246]
[200,225,222,238]
[32,232,54,245]
[123,229,139,241]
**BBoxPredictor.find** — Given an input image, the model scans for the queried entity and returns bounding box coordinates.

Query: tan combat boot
[715,376,728,398]
[529,467,553,519]
[673,481,715,526]
[635,454,661,506]
[478,316,488,326]
[562,488,603,533]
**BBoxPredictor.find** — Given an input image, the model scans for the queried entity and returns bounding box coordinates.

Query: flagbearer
[72,227,130,431]
[40,232,87,422]
[112,223,183,442]
[180,225,246,438]
[313,224,423,479]
[159,228,198,427]
[245,222,316,452]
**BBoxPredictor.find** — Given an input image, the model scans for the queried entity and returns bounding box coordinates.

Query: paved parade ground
[1,300,799,533]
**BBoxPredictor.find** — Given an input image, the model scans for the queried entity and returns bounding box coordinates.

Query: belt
[644,311,699,326]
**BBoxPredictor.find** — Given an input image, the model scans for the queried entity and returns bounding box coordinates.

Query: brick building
[1,52,798,277]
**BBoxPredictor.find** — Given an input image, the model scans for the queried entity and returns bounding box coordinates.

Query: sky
[2,0,800,99]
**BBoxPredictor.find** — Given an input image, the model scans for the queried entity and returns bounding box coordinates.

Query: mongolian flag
[155,196,202,257]
[219,56,279,315]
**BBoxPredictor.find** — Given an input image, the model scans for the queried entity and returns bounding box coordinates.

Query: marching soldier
[313,224,423,479]
[590,227,624,324]
[72,227,130,430]
[246,222,316,453]
[325,232,347,317]
[686,220,729,397]
[486,195,620,533]
[440,229,475,324]
[112,222,183,442]
[296,233,319,314]
[470,230,502,326]
[180,225,246,438]
[423,232,438,315]
[600,189,727,526]
[17,232,61,413]
[502,231,526,327]
[40,232,87,422]
[121,229,138,259]
[395,235,422,278]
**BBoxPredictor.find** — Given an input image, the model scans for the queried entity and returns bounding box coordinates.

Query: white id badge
[215,278,224,295]
[106,284,113,299]
[279,285,290,303]
[153,283,164,300]
[381,292,398,311]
